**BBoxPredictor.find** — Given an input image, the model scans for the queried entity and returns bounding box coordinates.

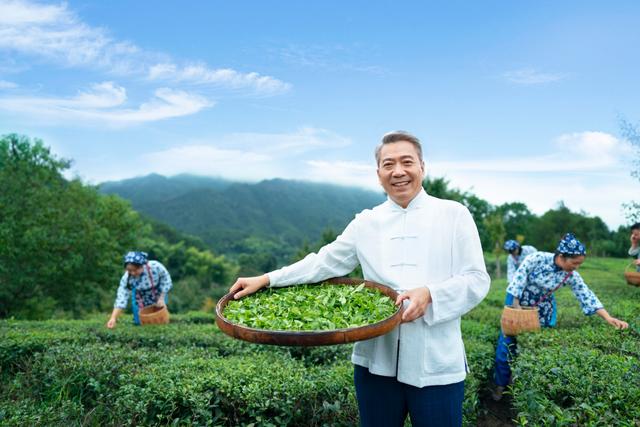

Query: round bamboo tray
[139,305,170,325]
[215,277,404,346]
[624,263,640,287]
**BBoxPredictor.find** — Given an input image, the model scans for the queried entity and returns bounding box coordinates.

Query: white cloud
[423,131,634,228]
[503,67,566,85]
[305,160,379,190]
[0,0,290,95]
[0,79,17,89]
[429,131,632,173]
[428,170,634,229]
[144,145,271,178]
[90,128,354,182]
[554,131,632,163]
[0,0,67,25]
[276,43,386,75]
[0,82,212,125]
[223,127,352,154]
[147,63,290,95]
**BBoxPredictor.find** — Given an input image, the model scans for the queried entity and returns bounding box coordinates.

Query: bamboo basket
[500,305,540,336]
[624,263,640,287]
[139,305,170,325]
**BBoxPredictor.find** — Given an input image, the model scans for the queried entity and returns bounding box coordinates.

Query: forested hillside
[0,135,237,319]
[100,175,386,261]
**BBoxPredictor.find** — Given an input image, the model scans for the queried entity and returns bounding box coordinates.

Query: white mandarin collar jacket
[268,189,490,387]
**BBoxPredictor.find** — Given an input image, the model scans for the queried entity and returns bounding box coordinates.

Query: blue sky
[1,0,639,229]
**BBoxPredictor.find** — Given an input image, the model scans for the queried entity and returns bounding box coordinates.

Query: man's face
[377,140,425,208]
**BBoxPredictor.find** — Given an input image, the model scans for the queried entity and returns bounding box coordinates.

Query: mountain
[100,173,231,207]
[99,174,386,259]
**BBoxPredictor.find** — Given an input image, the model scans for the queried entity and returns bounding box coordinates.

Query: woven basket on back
[624,263,640,287]
[500,305,540,336]
[139,305,170,325]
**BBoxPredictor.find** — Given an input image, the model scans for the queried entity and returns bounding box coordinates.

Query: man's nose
[392,164,405,175]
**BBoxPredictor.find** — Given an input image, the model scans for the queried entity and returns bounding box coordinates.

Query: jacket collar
[386,188,429,211]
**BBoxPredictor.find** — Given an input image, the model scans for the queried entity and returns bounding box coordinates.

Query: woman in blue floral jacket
[503,239,537,284]
[106,251,173,328]
[492,233,628,400]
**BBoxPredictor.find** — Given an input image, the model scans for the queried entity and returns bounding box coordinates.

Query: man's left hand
[396,287,432,323]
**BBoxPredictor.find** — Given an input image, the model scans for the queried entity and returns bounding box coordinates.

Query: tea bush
[503,257,640,426]
[1,256,638,426]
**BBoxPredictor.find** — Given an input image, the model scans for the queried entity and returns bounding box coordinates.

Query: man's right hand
[229,274,270,299]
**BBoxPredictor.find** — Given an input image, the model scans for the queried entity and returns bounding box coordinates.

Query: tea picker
[628,223,640,271]
[492,233,629,401]
[503,239,537,284]
[106,251,173,328]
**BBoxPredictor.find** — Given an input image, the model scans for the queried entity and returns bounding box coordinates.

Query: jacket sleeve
[114,273,130,309]
[506,254,537,299]
[155,262,173,294]
[423,206,491,325]
[568,272,604,315]
[506,256,516,284]
[268,216,360,287]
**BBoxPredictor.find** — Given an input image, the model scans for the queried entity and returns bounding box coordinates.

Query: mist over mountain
[100,174,385,260]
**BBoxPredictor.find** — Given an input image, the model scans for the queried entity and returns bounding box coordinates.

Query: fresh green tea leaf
[224,283,397,331]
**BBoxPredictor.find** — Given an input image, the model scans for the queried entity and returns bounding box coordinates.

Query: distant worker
[628,223,640,271]
[492,233,628,401]
[106,251,173,329]
[503,240,537,284]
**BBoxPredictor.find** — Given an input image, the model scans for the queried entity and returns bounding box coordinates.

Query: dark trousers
[353,364,464,427]
[494,332,517,387]
[493,293,556,386]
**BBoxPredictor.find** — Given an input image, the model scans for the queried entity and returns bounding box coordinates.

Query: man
[503,240,537,284]
[628,223,640,271]
[230,131,490,427]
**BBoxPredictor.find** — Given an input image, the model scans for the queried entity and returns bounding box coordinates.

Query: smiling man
[229,131,490,427]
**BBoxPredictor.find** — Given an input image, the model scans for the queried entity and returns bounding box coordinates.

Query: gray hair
[375,130,423,166]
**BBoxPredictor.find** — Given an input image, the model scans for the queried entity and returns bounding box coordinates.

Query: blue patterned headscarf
[503,240,520,252]
[556,233,586,256]
[123,251,148,266]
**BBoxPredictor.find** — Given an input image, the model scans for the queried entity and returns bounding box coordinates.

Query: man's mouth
[391,181,410,188]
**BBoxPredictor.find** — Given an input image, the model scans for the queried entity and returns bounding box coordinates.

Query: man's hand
[396,287,432,323]
[230,274,270,299]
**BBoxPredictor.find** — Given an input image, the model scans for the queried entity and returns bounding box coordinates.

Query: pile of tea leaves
[223,283,398,331]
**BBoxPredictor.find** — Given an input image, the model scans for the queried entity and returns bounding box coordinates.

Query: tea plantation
[1,257,638,426]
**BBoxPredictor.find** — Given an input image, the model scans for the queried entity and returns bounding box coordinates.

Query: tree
[620,118,640,223]
[423,176,492,249]
[493,202,535,243]
[528,202,611,253]
[484,212,506,278]
[0,134,143,318]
